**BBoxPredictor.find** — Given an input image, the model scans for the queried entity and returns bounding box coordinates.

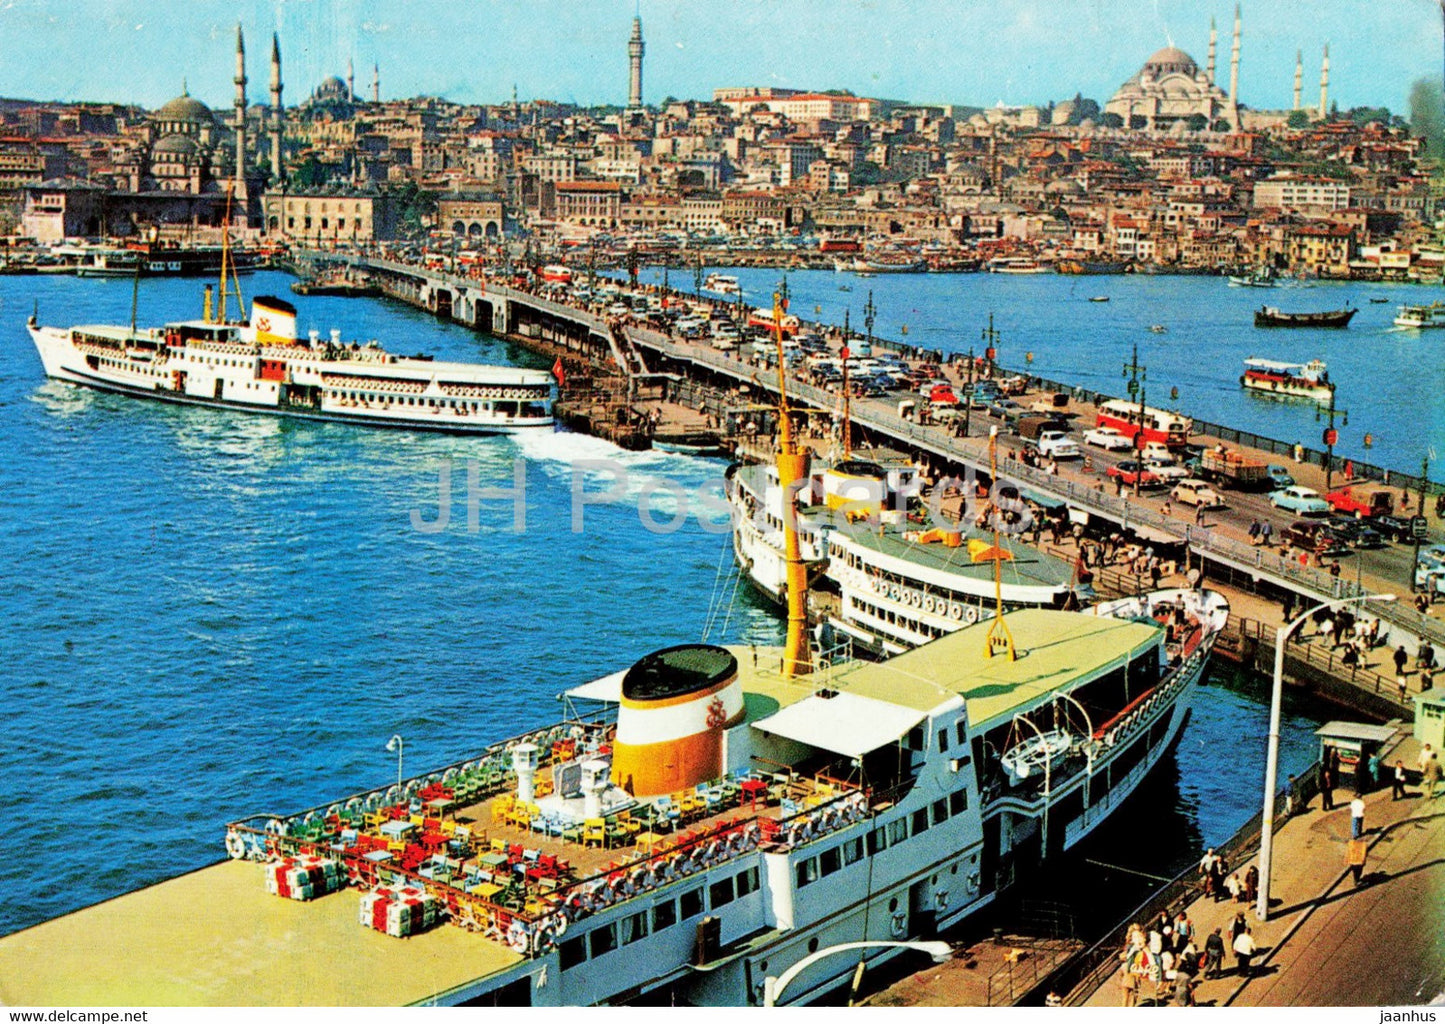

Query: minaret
[233,24,248,201]
[1228,3,1241,108]
[627,12,645,111]
[1318,44,1330,119]
[347,58,355,101]
[1292,49,1302,110]
[372,63,380,103]
[1206,16,1217,84]
[269,33,283,180]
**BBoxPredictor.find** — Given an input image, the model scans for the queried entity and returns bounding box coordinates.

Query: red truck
[1325,487,1394,518]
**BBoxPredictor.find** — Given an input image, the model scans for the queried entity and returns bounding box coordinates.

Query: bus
[1096,399,1193,448]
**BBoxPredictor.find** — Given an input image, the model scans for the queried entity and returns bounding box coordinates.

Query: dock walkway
[1078,732,1445,1007]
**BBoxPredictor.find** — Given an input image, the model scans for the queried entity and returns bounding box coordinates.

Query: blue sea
[0,269,1326,936]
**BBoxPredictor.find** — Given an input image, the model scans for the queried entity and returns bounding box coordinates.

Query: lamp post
[762,940,952,1007]
[386,734,404,791]
[1256,591,1395,921]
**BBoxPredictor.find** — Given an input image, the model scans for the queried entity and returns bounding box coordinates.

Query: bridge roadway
[299,251,1443,653]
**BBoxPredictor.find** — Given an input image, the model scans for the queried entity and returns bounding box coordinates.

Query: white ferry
[1393,301,1445,329]
[192,586,1227,1006]
[727,457,1081,655]
[703,273,742,297]
[1240,357,1334,405]
[26,295,555,434]
[986,257,1049,275]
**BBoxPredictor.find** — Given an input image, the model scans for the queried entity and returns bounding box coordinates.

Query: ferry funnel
[610,644,744,797]
[250,295,298,345]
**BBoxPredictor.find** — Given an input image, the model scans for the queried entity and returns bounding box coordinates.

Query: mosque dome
[155,92,214,125]
[152,134,199,156]
[1143,46,1198,77]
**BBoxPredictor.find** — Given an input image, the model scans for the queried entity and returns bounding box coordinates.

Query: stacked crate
[265,855,343,900]
[358,885,442,937]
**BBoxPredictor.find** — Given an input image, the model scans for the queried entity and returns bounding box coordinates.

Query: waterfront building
[435,193,506,239]
[261,187,399,242]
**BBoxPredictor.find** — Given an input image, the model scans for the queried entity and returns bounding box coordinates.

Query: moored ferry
[26,294,555,434]
[727,457,1082,655]
[703,273,742,296]
[986,257,1049,274]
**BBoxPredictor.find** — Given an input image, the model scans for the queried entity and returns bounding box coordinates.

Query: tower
[1207,16,1217,84]
[233,23,248,202]
[372,63,379,103]
[627,13,644,111]
[1228,3,1240,108]
[347,58,355,101]
[1292,49,1302,110]
[269,33,283,180]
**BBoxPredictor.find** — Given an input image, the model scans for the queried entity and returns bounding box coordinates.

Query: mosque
[1104,7,1241,132]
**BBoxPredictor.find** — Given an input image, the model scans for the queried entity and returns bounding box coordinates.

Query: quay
[295,249,1445,660]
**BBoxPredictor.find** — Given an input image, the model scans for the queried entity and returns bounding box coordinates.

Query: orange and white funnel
[610,645,744,798]
[248,295,298,346]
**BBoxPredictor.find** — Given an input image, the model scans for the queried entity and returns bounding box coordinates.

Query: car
[1171,479,1226,509]
[1371,513,1414,543]
[1034,430,1082,459]
[989,398,1024,419]
[1270,485,1330,516]
[1283,520,1348,555]
[1325,518,1385,549]
[1265,465,1295,489]
[1083,426,1134,451]
[1325,487,1394,519]
[1140,441,1176,464]
[1107,460,1162,487]
[1148,463,1190,482]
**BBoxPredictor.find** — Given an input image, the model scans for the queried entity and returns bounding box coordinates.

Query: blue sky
[1,0,1437,115]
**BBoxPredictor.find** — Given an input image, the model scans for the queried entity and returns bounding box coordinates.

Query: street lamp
[386,734,404,791]
[1256,591,1396,921]
[762,940,952,1007]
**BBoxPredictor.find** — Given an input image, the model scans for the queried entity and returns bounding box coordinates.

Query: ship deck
[0,860,521,1006]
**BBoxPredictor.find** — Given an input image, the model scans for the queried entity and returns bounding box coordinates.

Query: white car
[1171,478,1225,508]
[1083,427,1133,451]
[1149,463,1190,482]
[1141,441,1176,464]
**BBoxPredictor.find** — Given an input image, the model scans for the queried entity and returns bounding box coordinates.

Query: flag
[552,356,565,389]
[841,346,850,360]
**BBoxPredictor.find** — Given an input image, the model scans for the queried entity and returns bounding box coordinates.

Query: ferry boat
[1227,269,1276,288]
[71,242,258,279]
[1253,305,1356,328]
[26,294,555,434]
[1240,358,1334,404]
[539,265,574,284]
[986,257,1049,275]
[726,457,1082,655]
[1393,301,1445,329]
[703,273,742,297]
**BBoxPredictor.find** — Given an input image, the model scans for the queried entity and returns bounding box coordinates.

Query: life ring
[889,584,902,601]
[551,911,569,937]
[326,804,341,819]
[706,840,724,864]
[630,866,652,892]
[344,797,362,812]
[613,876,634,900]
[668,853,687,878]
[909,590,922,608]
[242,833,267,861]
[225,831,246,860]
[590,880,614,908]
[729,831,747,855]
[508,921,530,954]
[535,923,557,952]
[923,596,936,614]
[964,606,980,624]
[442,768,457,783]
[949,603,963,620]
[744,825,762,850]
[384,785,401,804]
[265,818,286,836]
[890,911,908,938]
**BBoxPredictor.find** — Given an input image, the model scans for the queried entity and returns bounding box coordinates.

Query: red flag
[551,356,565,389]
[841,346,851,360]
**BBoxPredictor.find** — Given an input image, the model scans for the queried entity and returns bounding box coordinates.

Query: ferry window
[905,727,925,752]
[709,877,735,907]
[842,838,863,865]
[937,729,949,753]
[932,799,949,825]
[819,846,842,877]
[887,819,908,845]
[620,910,649,945]
[795,857,819,888]
[652,899,678,930]
[589,923,618,958]
[736,867,760,896]
[912,808,930,834]
[680,887,704,919]
[950,791,968,816]
[867,828,887,855]
[955,722,967,745]
[559,934,587,969]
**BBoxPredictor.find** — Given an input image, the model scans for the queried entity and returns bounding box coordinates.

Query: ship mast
[840,308,852,460]
[984,426,1017,660]
[773,285,811,678]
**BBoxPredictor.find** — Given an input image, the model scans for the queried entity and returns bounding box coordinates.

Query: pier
[295,250,1445,663]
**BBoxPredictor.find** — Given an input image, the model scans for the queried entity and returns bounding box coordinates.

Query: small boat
[1149,324,1168,334]
[1089,296,1110,303]
[1228,269,1277,288]
[651,432,727,457]
[702,272,741,296]
[1253,305,1357,328]
[1240,357,1334,404]
[1001,729,1073,782]
[1394,301,1445,329]
[1368,297,1389,304]
[838,284,852,292]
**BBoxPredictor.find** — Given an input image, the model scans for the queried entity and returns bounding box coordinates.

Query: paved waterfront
[1081,734,1445,1007]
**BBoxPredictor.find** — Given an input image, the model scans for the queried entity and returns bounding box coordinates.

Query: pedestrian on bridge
[1424,751,1442,800]
[1260,520,1273,546]
[1249,520,1261,545]
[1203,927,1225,979]
[1394,645,1409,677]
[1350,795,1366,838]
[1393,760,1408,800]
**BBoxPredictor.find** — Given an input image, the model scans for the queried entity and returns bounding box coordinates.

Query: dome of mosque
[155,92,214,125]
[1143,47,1198,77]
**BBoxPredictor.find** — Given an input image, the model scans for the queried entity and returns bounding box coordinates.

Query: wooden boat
[1253,306,1356,328]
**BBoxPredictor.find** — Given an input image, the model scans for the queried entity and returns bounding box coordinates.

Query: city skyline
[0,0,1436,117]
